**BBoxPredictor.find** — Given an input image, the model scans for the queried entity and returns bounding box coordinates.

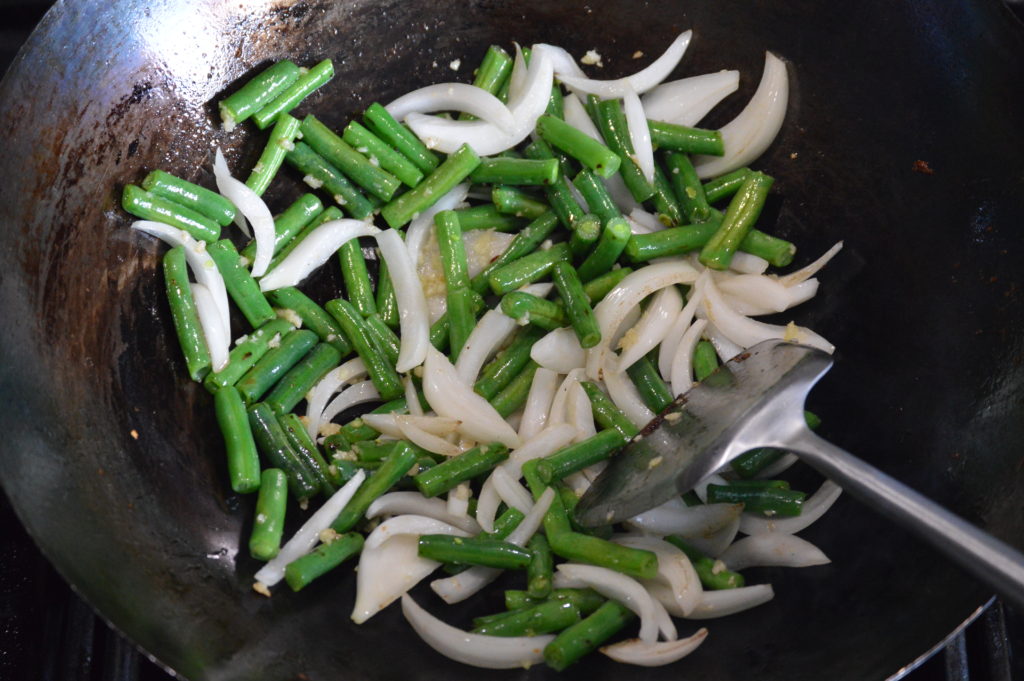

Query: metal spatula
[574,339,1024,610]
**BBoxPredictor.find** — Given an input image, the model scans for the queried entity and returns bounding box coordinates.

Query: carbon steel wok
[1,0,1023,679]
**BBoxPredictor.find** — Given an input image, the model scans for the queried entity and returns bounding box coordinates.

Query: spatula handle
[787,427,1024,611]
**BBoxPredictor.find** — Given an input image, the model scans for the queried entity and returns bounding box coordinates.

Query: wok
[1,0,1022,679]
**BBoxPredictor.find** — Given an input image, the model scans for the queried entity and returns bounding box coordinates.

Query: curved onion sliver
[320,380,380,427]
[518,367,559,441]
[396,415,462,456]
[685,584,775,620]
[405,183,469,269]
[720,533,830,571]
[618,284,683,371]
[601,628,708,667]
[190,283,230,371]
[213,148,275,275]
[556,31,692,98]
[777,241,844,287]
[669,318,708,396]
[305,358,368,439]
[531,327,586,373]
[375,228,431,372]
[366,492,481,534]
[622,86,654,183]
[626,497,744,538]
[387,83,515,133]
[614,535,703,618]
[642,70,740,126]
[259,219,379,291]
[455,309,519,385]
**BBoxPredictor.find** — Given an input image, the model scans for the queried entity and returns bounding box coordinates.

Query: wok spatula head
[575,339,834,527]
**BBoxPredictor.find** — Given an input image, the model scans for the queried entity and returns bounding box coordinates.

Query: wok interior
[1,0,1022,679]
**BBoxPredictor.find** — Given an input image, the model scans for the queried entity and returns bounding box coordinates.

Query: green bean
[692,340,719,382]
[665,151,713,223]
[551,530,659,579]
[252,58,335,130]
[246,113,302,196]
[702,167,754,203]
[300,115,402,201]
[568,213,601,259]
[474,326,545,399]
[593,98,656,202]
[335,397,411,444]
[202,319,294,393]
[522,459,572,537]
[707,484,806,516]
[500,292,568,331]
[490,361,539,418]
[414,442,509,498]
[543,601,635,671]
[220,60,300,130]
[523,141,585,229]
[374,259,400,329]
[536,114,620,178]
[247,402,319,500]
[142,169,236,226]
[490,506,527,540]
[648,119,725,156]
[460,46,513,118]
[435,210,470,291]
[536,429,627,483]
[582,267,632,303]
[700,171,775,270]
[572,171,620,224]
[325,298,403,401]
[163,247,211,381]
[491,185,549,219]
[284,531,363,591]
[206,239,276,328]
[241,194,323,263]
[380,144,481,229]
[238,330,317,406]
[526,533,554,599]
[284,142,374,219]
[447,287,480,361]
[429,290,485,352]
[249,468,288,561]
[342,120,424,188]
[331,441,421,531]
[351,439,397,462]
[578,381,639,440]
[626,354,675,412]
[487,242,572,295]
[665,535,745,590]
[213,386,261,494]
[264,343,342,415]
[474,599,579,637]
[552,261,601,348]
[450,205,524,232]
[576,216,631,282]
[470,157,559,185]
[624,220,796,267]
[470,211,560,294]
[334,239,375,316]
[264,286,351,356]
[363,102,440,174]
[504,588,606,615]
[121,185,220,242]
[740,225,797,268]
[349,314,392,368]
[650,161,685,226]
[417,535,533,569]
[277,411,339,491]
[546,83,564,118]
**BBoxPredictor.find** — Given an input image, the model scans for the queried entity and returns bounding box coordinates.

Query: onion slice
[626,497,744,538]
[213,148,275,275]
[777,241,844,287]
[642,70,740,126]
[601,628,708,667]
[259,219,379,291]
[686,584,775,619]
[374,228,431,372]
[387,83,515,133]
[556,31,693,98]
[622,85,655,184]
[305,358,368,439]
[320,380,380,427]
[614,535,703,618]
[455,309,519,385]
[396,415,463,456]
[720,533,831,571]
[405,183,470,269]
[740,480,843,535]
[518,367,559,441]
[211,148,250,237]
[618,284,683,371]
[366,492,481,534]
[531,327,586,373]
[669,318,708,396]
[401,594,552,669]
[190,283,230,372]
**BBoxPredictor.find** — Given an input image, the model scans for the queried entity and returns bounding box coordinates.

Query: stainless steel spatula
[574,339,1024,609]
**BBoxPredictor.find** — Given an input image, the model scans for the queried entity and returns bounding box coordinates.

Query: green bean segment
[414,442,509,497]
[249,469,288,560]
[417,535,533,569]
[380,144,481,228]
[253,58,335,130]
[163,247,211,381]
[142,169,236,226]
[122,185,220,242]
[206,239,276,328]
[246,113,302,196]
[284,531,363,591]
[300,114,402,201]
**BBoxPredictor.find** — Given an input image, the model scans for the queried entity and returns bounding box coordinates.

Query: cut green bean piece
[665,151,713,223]
[576,216,631,282]
[335,397,411,444]
[522,460,572,537]
[552,261,601,348]
[593,98,656,202]
[122,185,220,242]
[626,354,675,412]
[487,242,572,295]
[490,361,539,418]
[246,113,302,196]
[474,599,579,637]
[579,381,639,440]
[450,205,524,232]
[447,287,479,361]
[351,439,397,462]
[264,343,341,415]
[536,114,620,178]
[206,239,276,328]
[264,286,351,356]
[363,102,440,174]
[252,58,335,130]
[537,429,627,483]
[460,45,513,120]
[325,298,403,401]
[651,161,685,226]
[702,167,753,203]
[300,115,402,201]
[248,402,319,500]
[707,484,806,516]
[572,171,620,224]
[380,144,481,229]
[700,171,775,270]
[470,212,560,294]
[241,194,323,263]
[220,60,300,130]
[582,267,632,303]
[550,531,658,579]
[337,238,376,316]
[470,157,559,185]
[504,588,606,615]
[429,290,485,352]
[543,601,635,671]
[343,120,423,188]
[284,531,363,591]
[238,329,318,406]
[203,319,294,393]
[363,313,401,366]
[249,468,288,560]
[142,169,236,226]
[374,259,399,329]
[474,326,545,399]
[417,535,533,569]
[523,140,584,229]
[435,210,470,290]
[624,220,795,267]
[692,340,719,382]
[490,506,527,540]
[568,213,601,260]
[277,411,339,491]
[332,441,421,531]
[414,442,509,498]
[648,119,725,156]
[500,292,568,331]
[527,533,554,599]
[163,247,211,381]
[284,142,375,219]
[491,185,549,220]
[665,535,745,590]
[214,386,261,493]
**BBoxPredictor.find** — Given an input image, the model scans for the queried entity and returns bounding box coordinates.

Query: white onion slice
[778,241,844,287]
[704,320,743,362]
[618,284,682,371]
[554,564,675,643]
[720,533,831,571]
[686,584,775,619]
[658,272,708,378]
[387,83,515,133]
[729,251,770,275]
[716,272,816,316]
[490,466,534,514]
[455,309,519,384]
[534,43,586,82]
[669,318,708,396]
[366,492,481,534]
[213,148,275,275]
[405,374,424,416]
[563,93,641,212]
[601,628,708,666]
[190,283,230,372]
[423,346,520,448]
[447,482,471,518]
[622,85,654,184]
[396,415,463,456]
[360,413,460,439]
[626,497,744,538]
[740,480,843,535]
[603,360,655,427]
[305,358,368,439]
[693,52,789,178]
[518,367,559,440]
[567,381,597,443]
[627,208,665,234]
[405,183,469,269]
[130,221,231,336]
[254,470,366,588]
[475,479,502,534]
[375,228,431,372]
[211,148,250,237]
[547,369,583,427]
[531,327,586,373]
[615,535,703,618]
[556,31,692,98]
[587,260,699,380]
[401,594,552,669]
[259,219,379,291]
[642,70,740,126]
[506,423,578,478]
[320,380,380,426]
[688,513,742,559]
